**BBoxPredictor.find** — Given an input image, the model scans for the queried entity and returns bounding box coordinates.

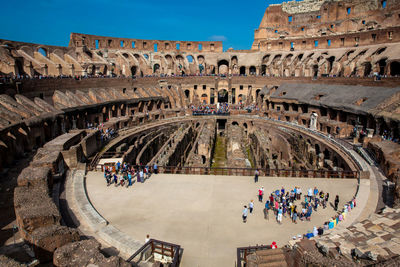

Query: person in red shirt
[258,186,264,202]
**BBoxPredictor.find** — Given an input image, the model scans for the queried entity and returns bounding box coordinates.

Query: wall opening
[120,41,124,47]
[390,61,400,76]
[38,48,47,57]
[95,40,99,49]
[154,43,158,52]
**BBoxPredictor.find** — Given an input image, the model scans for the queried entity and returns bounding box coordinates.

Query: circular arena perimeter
[64,115,372,267]
[85,173,359,266]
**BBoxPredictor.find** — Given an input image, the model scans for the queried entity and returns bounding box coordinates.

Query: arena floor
[85,172,358,267]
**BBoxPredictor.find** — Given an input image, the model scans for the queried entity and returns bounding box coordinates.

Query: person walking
[334,195,339,211]
[292,205,298,224]
[242,206,248,223]
[277,205,283,224]
[258,186,264,202]
[254,169,259,183]
[153,163,158,174]
[264,200,270,220]
[249,200,254,214]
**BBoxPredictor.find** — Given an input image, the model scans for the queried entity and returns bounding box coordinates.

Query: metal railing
[127,239,181,267]
[237,245,271,267]
[157,166,358,179]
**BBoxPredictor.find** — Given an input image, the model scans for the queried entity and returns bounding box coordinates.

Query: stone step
[256,249,285,256]
[258,253,286,263]
[257,260,288,267]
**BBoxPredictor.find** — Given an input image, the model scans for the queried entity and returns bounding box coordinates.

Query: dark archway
[218,60,229,75]
[240,66,246,75]
[249,66,256,75]
[313,65,318,78]
[153,64,160,73]
[261,65,267,75]
[184,90,190,100]
[131,66,137,76]
[218,89,228,103]
[327,56,335,73]
[378,58,387,75]
[390,61,400,76]
[363,62,372,77]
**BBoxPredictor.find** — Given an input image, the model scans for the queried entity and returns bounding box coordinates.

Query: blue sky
[0,0,282,50]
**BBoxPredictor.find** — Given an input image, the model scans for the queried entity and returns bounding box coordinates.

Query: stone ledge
[72,168,108,231]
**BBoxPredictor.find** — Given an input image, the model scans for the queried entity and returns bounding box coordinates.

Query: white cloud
[208,35,227,41]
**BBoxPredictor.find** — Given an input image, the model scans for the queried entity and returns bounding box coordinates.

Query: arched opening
[363,62,372,77]
[238,94,243,104]
[153,64,160,73]
[201,94,208,104]
[184,90,190,99]
[217,89,228,103]
[313,65,319,78]
[232,121,239,126]
[327,56,335,73]
[123,53,129,59]
[154,43,158,52]
[249,66,256,75]
[186,55,194,63]
[239,66,246,75]
[323,149,330,160]
[315,144,321,155]
[256,89,261,100]
[218,60,229,75]
[378,58,387,75]
[261,65,267,75]
[38,47,47,57]
[130,66,137,76]
[390,61,400,76]
[143,54,149,60]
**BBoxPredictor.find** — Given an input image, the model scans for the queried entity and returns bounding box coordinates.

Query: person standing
[254,169,259,183]
[334,195,339,211]
[242,206,248,223]
[258,186,264,202]
[277,205,283,224]
[264,201,270,220]
[153,163,158,174]
[249,200,254,214]
[139,169,144,183]
[292,205,298,224]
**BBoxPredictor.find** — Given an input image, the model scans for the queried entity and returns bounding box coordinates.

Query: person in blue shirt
[153,163,158,174]
[242,206,248,223]
[264,201,270,220]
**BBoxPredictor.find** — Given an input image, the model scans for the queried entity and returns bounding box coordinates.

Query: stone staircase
[247,248,288,267]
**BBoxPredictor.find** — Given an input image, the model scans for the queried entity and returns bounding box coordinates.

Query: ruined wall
[253,0,400,51]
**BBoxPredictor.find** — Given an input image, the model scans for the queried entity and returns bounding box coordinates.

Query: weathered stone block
[53,239,131,267]
[14,185,60,238]
[30,225,80,263]
[17,166,53,190]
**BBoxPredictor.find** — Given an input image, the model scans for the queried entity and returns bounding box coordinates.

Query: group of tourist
[103,161,159,187]
[191,103,230,115]
[242,185,337,225]
[87,123,117,143]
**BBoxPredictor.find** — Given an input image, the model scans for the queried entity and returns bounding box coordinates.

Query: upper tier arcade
[69,33,223,53]
[252,0,400,51]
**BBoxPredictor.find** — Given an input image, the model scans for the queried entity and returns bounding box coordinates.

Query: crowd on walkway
[103,161,159,187]
[191,103,230,115]
[87,123,117,143]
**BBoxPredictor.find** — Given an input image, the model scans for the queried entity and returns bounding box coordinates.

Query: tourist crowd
[242,185,333,225]
[103,161,159,187]
[191,103,230,115]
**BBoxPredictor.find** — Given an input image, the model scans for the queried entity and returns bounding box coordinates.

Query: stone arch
[218,59,229,75]
[217,89,228,103]
[362,62,372,77]
[378,58,387,75]
[390,61,400,76]
[38,47,48,57]
[239,66,246,75]
[249,66,256,75]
